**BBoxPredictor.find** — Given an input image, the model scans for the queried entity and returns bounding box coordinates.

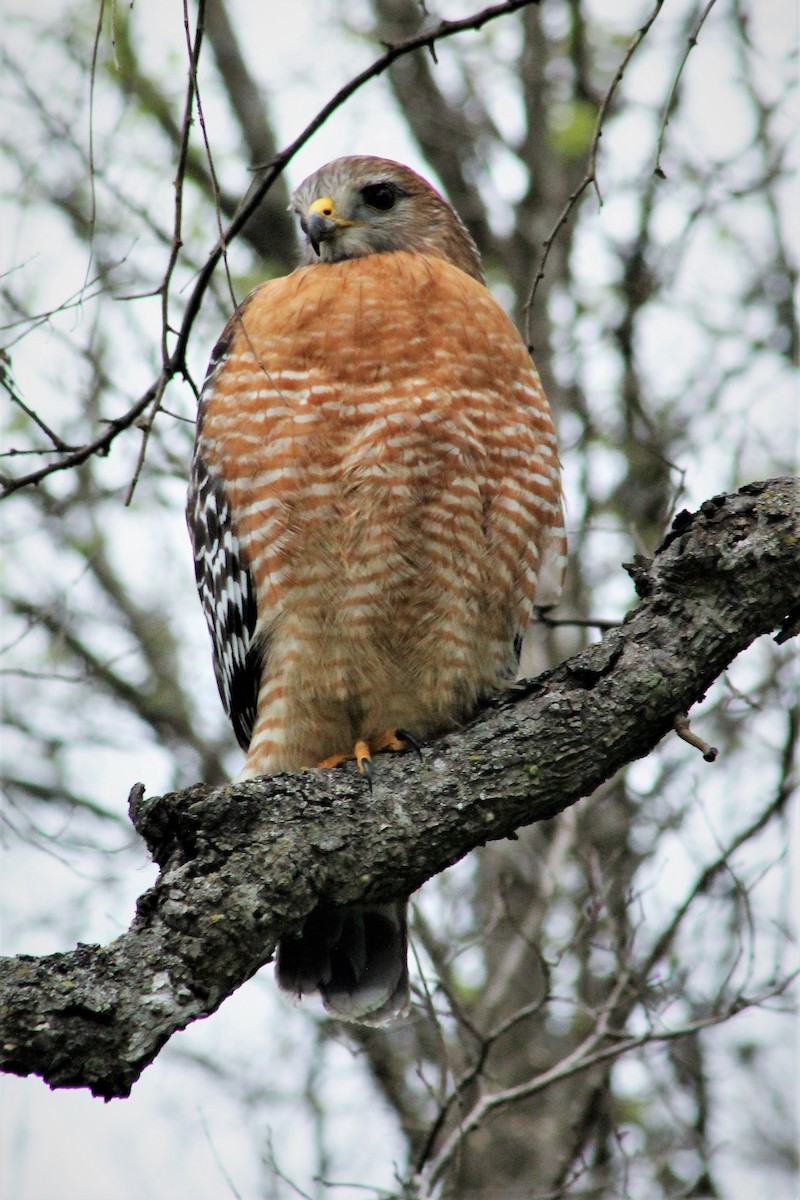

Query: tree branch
[0,0,543,502]
[1,478,797,1099]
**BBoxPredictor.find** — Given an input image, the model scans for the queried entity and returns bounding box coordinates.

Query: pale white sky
[1,0,797,1196]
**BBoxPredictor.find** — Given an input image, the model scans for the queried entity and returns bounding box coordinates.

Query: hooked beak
[303,196,353,256]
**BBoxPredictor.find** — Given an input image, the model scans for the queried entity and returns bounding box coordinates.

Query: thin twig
[173,0,545,377]
[123,0,207,505]
[416,977,795,1191]
[641,764,796,981]
[1,0,542,503]
[1,363,76,452]
[1,274,122,343]
[654,0,721,178]
[418,768,797,1189]
[523,0,665,345]
[532,607,620,632]
[83,0,106,290]
[0,384,162,497]
[416,960,551,1172]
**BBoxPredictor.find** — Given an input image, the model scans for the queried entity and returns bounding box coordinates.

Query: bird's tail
[276,901,409,1025]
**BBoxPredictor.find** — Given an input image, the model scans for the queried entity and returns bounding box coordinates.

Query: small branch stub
[1,478,796,1096]
[674,713,718,763]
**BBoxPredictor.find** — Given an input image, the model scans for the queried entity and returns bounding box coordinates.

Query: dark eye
[360,182,399,212]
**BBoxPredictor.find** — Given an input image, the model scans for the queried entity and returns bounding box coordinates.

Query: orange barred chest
[200,253,560,658]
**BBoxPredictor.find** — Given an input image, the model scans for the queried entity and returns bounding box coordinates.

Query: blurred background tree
[1,1,797,1197]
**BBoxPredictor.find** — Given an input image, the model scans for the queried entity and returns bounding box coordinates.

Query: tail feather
[276,901,408,1025]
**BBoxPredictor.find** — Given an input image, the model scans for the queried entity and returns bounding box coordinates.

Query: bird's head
[290,156,484,283]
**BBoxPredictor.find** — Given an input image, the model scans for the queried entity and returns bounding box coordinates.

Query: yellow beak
[305,196,355,255]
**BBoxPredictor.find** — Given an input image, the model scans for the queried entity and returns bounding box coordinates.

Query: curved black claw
[355,740,374,791]
[359,755,374,792]
[395,728,423,760]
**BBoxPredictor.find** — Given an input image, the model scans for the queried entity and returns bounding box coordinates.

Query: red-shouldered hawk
[187,156,564,1024]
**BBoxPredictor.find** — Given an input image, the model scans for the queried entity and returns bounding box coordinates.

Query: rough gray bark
[1,478,797,1100]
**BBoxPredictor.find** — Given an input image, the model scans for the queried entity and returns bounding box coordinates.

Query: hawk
[187,156,564,1023]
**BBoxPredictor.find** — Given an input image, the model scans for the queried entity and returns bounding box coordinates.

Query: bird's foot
[316,729,420,784]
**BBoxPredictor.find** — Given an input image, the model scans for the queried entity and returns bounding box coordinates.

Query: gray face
[289,155,485,282]
[292,161,415,263]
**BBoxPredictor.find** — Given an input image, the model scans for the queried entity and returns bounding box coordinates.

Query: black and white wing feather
[186,343,262,751]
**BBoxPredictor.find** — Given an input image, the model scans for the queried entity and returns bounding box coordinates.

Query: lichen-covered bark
[1,478,797,1099]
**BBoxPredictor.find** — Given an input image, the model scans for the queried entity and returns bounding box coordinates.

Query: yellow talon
[315,729,419,782]
[354,738,372,775]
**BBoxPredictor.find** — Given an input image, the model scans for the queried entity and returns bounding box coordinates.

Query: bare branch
[1,354,76,452]
[416,717,797,1185]
[416,977,795,1194]
[0,478,796,1099]
[174,0,546,372]
[122,0,209,505]
[654,0,720,179]
[1,0,544,502]
[523,0,666,342]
